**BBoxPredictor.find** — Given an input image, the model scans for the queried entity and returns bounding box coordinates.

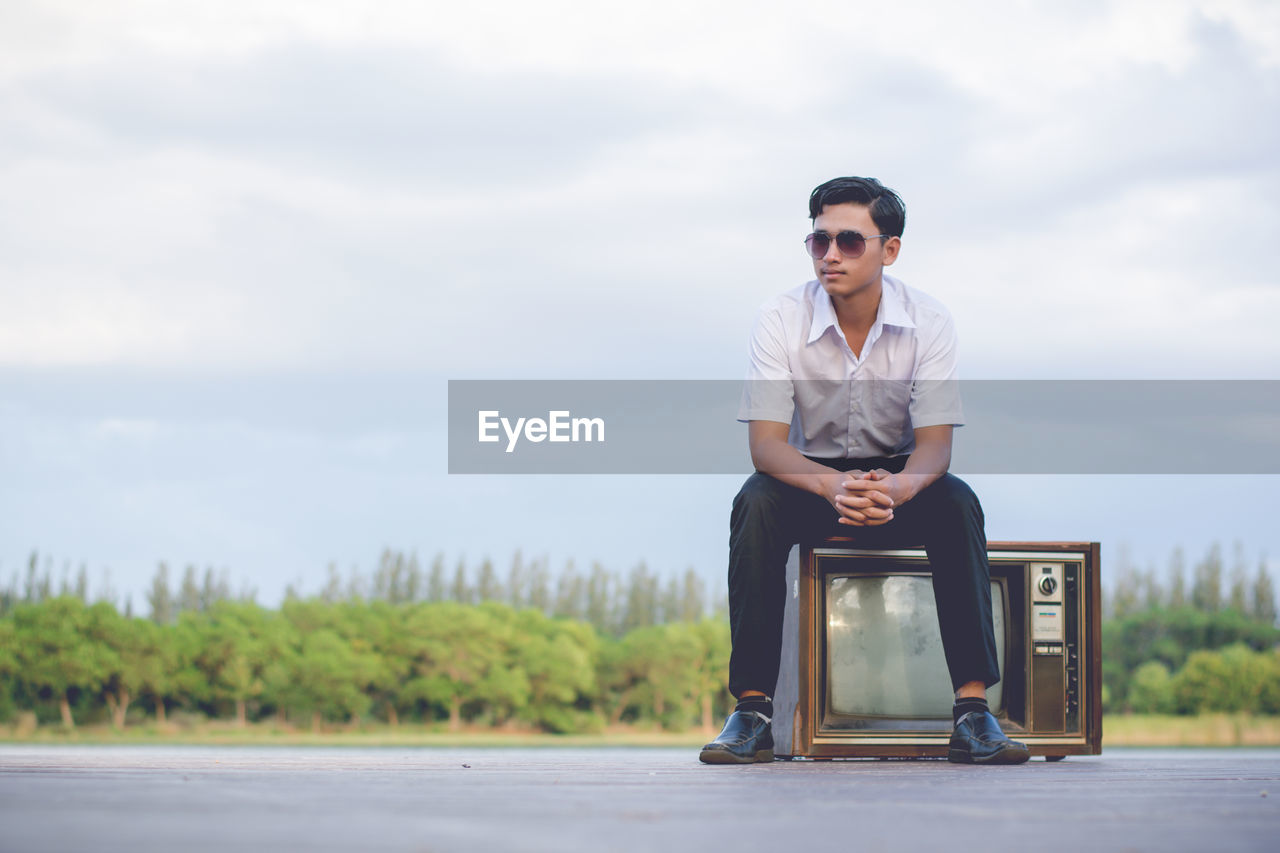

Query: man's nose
[823,241,842,262]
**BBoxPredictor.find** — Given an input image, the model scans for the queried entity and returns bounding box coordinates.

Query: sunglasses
[803,230,891,260]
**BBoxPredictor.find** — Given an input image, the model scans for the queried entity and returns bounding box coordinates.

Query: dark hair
[808,176,906,237]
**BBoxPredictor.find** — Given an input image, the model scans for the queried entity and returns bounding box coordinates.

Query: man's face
[811,202,899,300]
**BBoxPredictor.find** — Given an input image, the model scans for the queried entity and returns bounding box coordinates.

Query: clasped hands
[825,469,914,527]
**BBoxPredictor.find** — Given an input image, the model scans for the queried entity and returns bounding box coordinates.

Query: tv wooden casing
[773,540,1102,759]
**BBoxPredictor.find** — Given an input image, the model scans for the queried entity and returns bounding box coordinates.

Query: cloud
[0,0,1276,381]
[13,43,717,190]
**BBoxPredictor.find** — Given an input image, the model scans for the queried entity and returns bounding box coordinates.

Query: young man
[699,177,1029,766]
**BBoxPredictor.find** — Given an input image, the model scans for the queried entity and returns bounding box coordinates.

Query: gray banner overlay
[448,380,1280,474]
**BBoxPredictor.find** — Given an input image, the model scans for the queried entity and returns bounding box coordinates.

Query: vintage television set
[773,541,1102,760]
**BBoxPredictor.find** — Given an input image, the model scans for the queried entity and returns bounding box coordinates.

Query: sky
[1,0,1278,609]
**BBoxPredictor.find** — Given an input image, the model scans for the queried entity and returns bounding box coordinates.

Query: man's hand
[746,420,947,528]
[843,468,931,520]
[823,470,895,526]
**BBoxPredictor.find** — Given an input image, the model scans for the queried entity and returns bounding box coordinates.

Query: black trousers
[727,455,1000,699]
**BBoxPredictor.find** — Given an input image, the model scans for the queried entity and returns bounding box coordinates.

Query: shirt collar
[807,275,917,345]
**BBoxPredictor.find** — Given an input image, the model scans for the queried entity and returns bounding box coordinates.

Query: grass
[1102,713,1280,747]
[0,715,710,747]
[3,713,1279,747]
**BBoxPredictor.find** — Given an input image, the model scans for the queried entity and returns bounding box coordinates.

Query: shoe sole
[699,748,774,765]
[947,745,1031,765]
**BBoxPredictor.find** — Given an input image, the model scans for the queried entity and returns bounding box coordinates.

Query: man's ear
[882,236,901,266]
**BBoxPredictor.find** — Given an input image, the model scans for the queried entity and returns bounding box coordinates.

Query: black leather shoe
[948,710,1031,765]
[699,710,774,764]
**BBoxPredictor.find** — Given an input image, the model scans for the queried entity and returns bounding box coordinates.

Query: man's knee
[732,473,783,520]
[920,473,984,524]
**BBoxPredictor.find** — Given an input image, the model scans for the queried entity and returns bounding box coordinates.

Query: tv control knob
[1038,576,1058,596]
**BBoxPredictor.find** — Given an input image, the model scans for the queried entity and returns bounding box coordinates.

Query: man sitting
[700,176,1029,766]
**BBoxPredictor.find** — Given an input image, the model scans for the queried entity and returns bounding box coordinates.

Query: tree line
[0,596,730,733]
[1,548,715,639]
[1103,542,1279,714]
[2,542,1276,731]
[1107,541,1275,623]
[0,549,729,732]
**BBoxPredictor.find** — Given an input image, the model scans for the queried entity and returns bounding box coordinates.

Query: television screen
[827,575,1006,718]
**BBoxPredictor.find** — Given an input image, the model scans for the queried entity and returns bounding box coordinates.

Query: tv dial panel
[1031,562,1065,648]
[1026,559,1082,732]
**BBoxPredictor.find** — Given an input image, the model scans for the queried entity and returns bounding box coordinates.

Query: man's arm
[843,424,954,515]
[748,421,894,526]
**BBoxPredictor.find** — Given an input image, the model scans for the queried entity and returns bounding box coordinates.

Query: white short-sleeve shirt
[737,274,964,459]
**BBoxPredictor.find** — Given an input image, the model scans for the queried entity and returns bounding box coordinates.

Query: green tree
[680,568,707,623]
[507,551,526,609]
[1167,546,1187,608]
[130,617,182,723]
[688,620,732,732]
[335,600,408,726]
[426,553,446,602]
[404,553,424,603]
[373,549,417,604]
[475,558,502,603]
[401,602,525,730]
[1172,644,1272,714]
[23,551,46,603]
[371,549,396,602]
[0,618,17,721]
[264,626,375,730]
[620,563,658,634]
[177,565,202,614]
[1139,565,1163,612]
[1,572,18,617]
[603,624,700,729]
[200,601,281,726]
[147,560,175,622]
[1191,543,1223,613]
[511,608,600,732]
[85,603,151,728]
[1127,661,1175,714]
[74,564,89,603]
[320,563,344,604]
[450,558,471,604]
[1260,650,1280,714]
[200,567,230,611]
[659,575,681,624]
[344,564,367,601]
[177,616,218,721]
[1252,559,1276,626]
[12,597,107,727]
[527,558,551,615]
[1101,605,1280,710]
[1109,557,1139,618]
[585,562,614,635]
[553,560,584,620]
